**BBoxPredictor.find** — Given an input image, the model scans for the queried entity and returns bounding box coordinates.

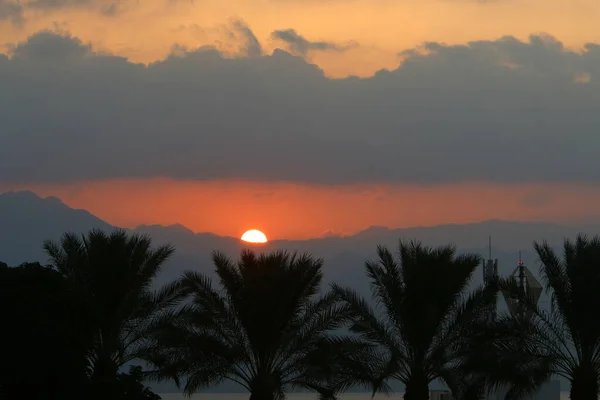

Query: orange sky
[2,0,600,76]
[5,179,600,239]
[3,0,600,238]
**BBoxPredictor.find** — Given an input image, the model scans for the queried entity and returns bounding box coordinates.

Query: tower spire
[501,253,543,319]
[482,236,498,321]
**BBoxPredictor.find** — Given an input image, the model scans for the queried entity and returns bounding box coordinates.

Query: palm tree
[496,234,600,400]
[147,249,356,400]
[43,229,179,397]
[441,319,552,400]
[0,262,93,400]
[332,241,498,400]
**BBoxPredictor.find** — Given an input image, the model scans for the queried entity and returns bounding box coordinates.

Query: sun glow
[241,229,268,243]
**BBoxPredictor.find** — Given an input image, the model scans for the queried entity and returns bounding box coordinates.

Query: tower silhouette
[501,252,543,319]
[482,236,499,321]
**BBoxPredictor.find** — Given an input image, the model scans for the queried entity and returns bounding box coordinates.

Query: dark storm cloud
[2,31,600,185]
[271,29,356,56]
[0,0,24,26]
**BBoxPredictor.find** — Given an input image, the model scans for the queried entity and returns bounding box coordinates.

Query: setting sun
[241,229,268,243]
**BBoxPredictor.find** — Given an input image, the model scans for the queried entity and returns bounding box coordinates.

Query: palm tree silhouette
[147,249,356,400]
[43,229,179,398]
[495,234,600,400]
[332,241,497,400]
[441,315,551,400]
[0,262,93,399]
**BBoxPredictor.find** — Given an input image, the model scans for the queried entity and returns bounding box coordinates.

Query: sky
[2,0,600,239]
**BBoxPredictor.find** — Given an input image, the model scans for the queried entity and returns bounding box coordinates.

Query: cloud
[320,229,343,238]
[2,31,600,186]
[26,0,89,9]
[271,28,356,57]
[232,19,262,57]
[0,0,24,26]
[176,19,263,58]
[100,2,118,15]
[8,29,91,60]
[23,0,122,16]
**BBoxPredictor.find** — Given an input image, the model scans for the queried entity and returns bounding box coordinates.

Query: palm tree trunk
[462,391,484,400]
[249,366,279,400]
[570,369,599,400]
[248,390,276,400]
[404,373,430,400]
[90,356,119,400]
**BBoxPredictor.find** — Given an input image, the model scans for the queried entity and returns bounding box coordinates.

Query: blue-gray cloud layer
[1,31,600,185]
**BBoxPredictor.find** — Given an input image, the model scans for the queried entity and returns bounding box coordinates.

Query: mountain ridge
[1,189,592,292]
[0,190,591,258]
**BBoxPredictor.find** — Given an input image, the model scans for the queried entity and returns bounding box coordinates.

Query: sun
[241,229,268,243]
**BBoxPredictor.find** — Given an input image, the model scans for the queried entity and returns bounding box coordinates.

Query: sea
[157,392,572,400]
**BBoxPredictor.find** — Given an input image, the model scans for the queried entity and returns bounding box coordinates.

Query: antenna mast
[482,236,498,321]
[518,251,525,293]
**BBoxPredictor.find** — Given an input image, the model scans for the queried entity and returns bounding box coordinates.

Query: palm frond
[42,228,177,385]
[150,249,350,399]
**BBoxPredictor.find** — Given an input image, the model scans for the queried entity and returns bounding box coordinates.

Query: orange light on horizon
[10,178,600,240]
[241,229,268,243]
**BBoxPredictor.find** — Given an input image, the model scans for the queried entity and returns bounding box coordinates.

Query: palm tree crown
[498,234,600,400]
[43,229,178,394]
[333,241,496,400]
[149,249,352,400]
